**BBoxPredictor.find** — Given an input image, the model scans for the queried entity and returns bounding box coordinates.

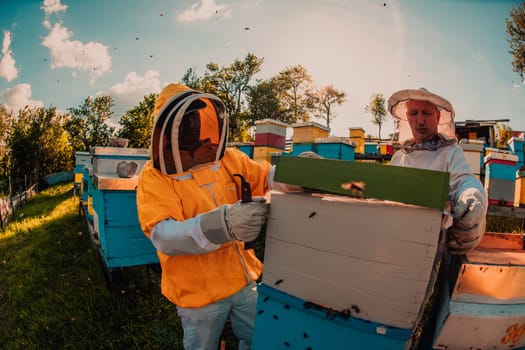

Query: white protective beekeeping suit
[388,88,488,253]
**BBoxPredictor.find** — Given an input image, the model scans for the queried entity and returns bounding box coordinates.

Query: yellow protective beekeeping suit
[136,83,270,307]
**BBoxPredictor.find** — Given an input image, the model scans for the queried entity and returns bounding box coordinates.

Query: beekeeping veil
[388,88,455,143]
[151,84,228,175]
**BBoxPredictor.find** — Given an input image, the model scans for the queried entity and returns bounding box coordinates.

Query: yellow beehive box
[291,122,329,143]
[349,127,365,139]
[253,146,283,162]
[349,127,365,154]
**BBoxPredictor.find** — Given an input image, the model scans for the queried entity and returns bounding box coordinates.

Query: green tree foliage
[276,65,313,123]
[181,67,202,90]
[365,93,387,139]
[117,93,158,148]
[308,84,347,130]
[247,78,288,123]
[0,107,14,194]
[506,2,525,81]
[182,53,264,141]
[0,105,11,148]
[0,106,12,190]
[7,106,72,191]
[65,96,116,151]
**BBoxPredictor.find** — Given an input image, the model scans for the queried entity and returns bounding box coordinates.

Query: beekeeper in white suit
[388,88,488,254]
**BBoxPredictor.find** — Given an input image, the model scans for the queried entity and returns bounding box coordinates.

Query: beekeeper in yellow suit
[137,84,273,349]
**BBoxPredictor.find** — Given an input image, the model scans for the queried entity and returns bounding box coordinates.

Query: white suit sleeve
[447,147,485,205]
[150,217,221,256]
[447,148,488,253]
[390,146,488,253]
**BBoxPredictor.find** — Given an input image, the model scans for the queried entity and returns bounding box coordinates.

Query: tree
[276,65,313,123]
[0,105,11,148]
[308,85,347,130]
[7,106,72,191]
[65,96,115,151]
[182,53,264,141]
[247,78,288,123]
[506,2,525,81]
[118,93,158,148]
[0,106,15,193]
[365,93,388,139]
[0,106,12,177]
[181,67,202,90]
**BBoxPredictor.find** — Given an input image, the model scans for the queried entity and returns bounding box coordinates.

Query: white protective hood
[388,88,456,143]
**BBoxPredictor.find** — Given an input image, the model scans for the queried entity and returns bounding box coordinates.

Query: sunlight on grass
[1,183,75,240]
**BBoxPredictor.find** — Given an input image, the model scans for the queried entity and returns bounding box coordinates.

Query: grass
[486,214,525,233]
[1,182,522,349]
[0,183,186,349]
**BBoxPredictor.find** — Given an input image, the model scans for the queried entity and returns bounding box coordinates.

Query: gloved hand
[447,188,487,253]
[226,197,269,241]
[199,197,269,244]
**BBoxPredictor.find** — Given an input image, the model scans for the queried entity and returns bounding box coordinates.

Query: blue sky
[0,0,523,139]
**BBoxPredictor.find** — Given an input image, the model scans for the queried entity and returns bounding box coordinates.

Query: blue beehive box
[83,166,94,221]
[290,143,315,156]
[364,142,378,155]
[90,147,158,270]
[75,151,91,184]
[315,142,355,161]
[289,140,355,161]
[484,152,519,206]
[228,142,254,158]
[238,144,253,158]
[81,166,91,212]
[484,152,519,181]
[91,180,158,269]
[253,284,411,350]
[508,137,524,154]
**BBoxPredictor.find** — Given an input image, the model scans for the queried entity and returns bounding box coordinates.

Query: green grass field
[0,183,186,349]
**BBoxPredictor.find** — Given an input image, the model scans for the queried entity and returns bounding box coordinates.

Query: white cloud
[0,31,19,82]
[41,0,68,16]
[103,70,161,103]
[0,84,44,116]
[41,22,111,83]
[96,70,161,123]
[177,0,232,22]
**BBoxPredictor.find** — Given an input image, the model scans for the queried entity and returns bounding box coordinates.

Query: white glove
[199,197,269,244]
[447,188,487,253]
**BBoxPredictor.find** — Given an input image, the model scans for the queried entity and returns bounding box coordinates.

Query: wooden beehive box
[254,119,288,148]
[74,151,91,184]
[90,146,149,176]
[90,147,157,270]
[262,156,449,330]
[433,245,525,349]
[91,175,158,270]
[291,122,330,144]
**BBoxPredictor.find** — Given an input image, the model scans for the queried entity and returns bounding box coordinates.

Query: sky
[0,0,524,139]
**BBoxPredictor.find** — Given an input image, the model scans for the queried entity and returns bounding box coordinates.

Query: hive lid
[272,155,450,211]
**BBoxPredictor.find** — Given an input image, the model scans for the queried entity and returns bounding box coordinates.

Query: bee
[341,181,366,198]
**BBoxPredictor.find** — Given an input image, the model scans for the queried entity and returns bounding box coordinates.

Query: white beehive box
[91,147,149,177]
[262,191,445,330]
